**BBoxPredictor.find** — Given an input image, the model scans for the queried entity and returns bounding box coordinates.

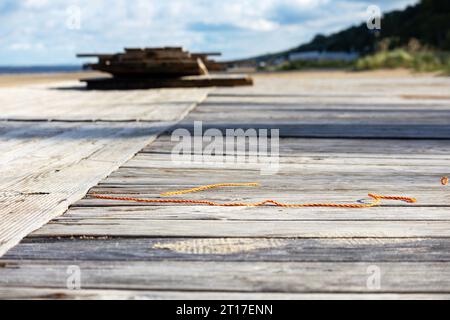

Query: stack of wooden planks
[191,52,225,72]
[78,47,253,89]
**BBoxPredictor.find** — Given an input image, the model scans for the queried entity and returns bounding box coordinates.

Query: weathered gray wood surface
[0,82,208,121]
[8,237,450,262]
[1,288,448,300]
[32,220,450,238]
[0,82,208,257]
[142,135,450,156]
[48,205,450,220]
[1,260,450,292]
[1,72,450,299]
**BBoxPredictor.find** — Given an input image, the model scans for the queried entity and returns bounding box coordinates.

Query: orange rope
[91,183,416,208]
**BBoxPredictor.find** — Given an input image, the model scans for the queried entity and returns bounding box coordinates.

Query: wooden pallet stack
[191,52,225,72]
[77,47,252,90]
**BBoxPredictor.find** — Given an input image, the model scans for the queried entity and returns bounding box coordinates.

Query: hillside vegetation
[249,0,450,74]
[292,0,450,54]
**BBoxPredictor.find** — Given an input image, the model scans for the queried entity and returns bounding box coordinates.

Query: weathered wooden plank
[31,220,450,238]
[186,106,450,124]
[74,194,448,207]
[1,287,448,300]
[54,205,450,221]
[106,163,448,177]
[128,153,450,167]
[82,75,253,90]
[96,167,447,192]
[0,122,166,189]
[212,74,450,98]
[0,123,166,256]
[201,100,450,109]
[114,161,448,173]
[205,93,450,106]
[0,82,209,121]
[5,237,450,262]
[0,85,208,257]
[141,136,450,157]
[2,260,450,292]
[168,122,450,139]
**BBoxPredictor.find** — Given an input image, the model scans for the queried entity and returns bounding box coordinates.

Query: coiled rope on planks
[91,182,417,208]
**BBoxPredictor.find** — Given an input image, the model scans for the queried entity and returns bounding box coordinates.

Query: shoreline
[0,71,104,88]
[0,69,442,88]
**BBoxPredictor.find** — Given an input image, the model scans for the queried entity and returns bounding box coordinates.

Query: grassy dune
[354,50,450,74]
[269,50,450,75]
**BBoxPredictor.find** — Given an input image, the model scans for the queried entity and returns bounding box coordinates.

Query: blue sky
[0,0,418,66]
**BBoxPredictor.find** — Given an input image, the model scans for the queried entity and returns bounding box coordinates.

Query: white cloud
[9,42,45,51]
[0,0,419,65]
[23,0,50,9]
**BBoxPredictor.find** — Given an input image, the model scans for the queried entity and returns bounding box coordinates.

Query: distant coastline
[0,65,83,75]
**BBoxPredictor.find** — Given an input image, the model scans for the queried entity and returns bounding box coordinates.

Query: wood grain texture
[5,237,450,262]
[0,82,208,121]
[2,72,450,299]
[170,122,450,139]
[0,84,208,257]
[52,205,450,221]
[1,287,448,300]
[31,220,450,238]
[1,260,450,293]
[142,136,450,156]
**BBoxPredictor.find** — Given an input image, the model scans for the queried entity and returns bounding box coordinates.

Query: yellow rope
[91,183,416,208]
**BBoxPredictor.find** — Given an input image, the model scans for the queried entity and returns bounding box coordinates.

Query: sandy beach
[0,69,444,89]
[0,71,104,88]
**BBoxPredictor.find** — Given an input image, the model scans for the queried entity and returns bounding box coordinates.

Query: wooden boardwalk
[0,81,208,256]
[1,72,450,299]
